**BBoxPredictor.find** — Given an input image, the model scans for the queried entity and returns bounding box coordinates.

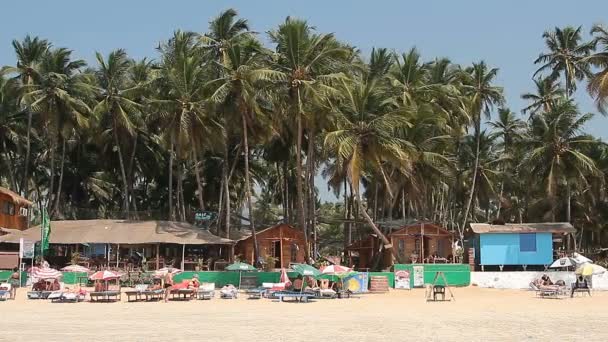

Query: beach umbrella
[226,262,256,289]
[61,265,91,273]
[549,257,576,268]
[279,268,292,287]
[153,267,182,278]
[320,265,353,275]
[225,262,257,271]
[31,267,62,280]
[89,270,122,281]
[572,253,593,265]
[575,263,607,276]
[291,263,322,281]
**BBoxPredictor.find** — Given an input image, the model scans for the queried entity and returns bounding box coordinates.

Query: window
[520,233,537,252]
[398,239,406,258]
[2,201,15,216]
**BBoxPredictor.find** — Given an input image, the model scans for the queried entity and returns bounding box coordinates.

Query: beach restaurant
[0,219,235,270]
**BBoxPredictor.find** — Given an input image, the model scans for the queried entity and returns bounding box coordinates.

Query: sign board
[413,265,425,287]
[194,211,217,228]
[343,272,369,293]
[394,269,411,289]
[19,238,35,258]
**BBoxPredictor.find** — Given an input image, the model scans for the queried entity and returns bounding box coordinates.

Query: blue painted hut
[469,223,575,270]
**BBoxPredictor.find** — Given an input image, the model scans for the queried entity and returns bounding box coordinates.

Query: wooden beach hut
[232,224,306,269]
[0,187,32,231]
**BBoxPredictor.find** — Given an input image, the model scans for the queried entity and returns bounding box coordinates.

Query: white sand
[1,287,607,342]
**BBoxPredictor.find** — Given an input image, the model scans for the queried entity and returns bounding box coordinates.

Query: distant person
[9,267,19,299]
[540,274,553,286]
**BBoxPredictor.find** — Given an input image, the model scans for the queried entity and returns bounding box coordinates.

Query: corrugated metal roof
[469,222,575,234]
[0,219,235,245]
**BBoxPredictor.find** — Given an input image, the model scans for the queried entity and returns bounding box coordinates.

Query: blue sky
[2,0,608,201]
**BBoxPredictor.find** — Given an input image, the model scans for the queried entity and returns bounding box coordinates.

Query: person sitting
[540,274,553,286]
[188,274,200,289]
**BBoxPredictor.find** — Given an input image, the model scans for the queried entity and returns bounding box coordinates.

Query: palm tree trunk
[128,133,139,217]
[306,128,316,258]
[566,181,571,223]
[48,138,56,213]
[343,178,350,255]
[461,119,481,231]
[2,140,18,192]
[496,182,504,219]
[295,88,310,263]
[223,140,231,238]
[53,137,67,217]
[113,123,130,218]
[192,143,205,211]
[283,161,290,224]
[178,161,186,221]
[168,134,174,220]
[353,186,401,263]
[22,110,33,197]
[242,112,259,265]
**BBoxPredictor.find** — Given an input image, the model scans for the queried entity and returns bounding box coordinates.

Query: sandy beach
[1,287,606,342]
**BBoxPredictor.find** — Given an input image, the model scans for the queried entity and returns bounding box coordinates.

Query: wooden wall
[0,193,29,230]
[235,224,306,268]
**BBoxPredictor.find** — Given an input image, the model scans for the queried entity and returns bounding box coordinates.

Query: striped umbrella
[89,270,122,281]
[31,267,63,280]
[61,265,91,273]
[320,265,353,275]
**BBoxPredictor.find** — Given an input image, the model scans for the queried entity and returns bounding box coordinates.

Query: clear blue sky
[2,0,608,201]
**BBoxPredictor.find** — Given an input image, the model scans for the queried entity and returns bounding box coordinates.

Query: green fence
[393,264,470,287]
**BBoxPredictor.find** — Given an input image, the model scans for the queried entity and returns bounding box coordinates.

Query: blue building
[469,223,575,270]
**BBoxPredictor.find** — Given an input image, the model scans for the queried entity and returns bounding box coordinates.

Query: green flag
[41,208,51,254]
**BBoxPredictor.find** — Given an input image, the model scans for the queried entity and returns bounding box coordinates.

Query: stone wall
[471,271,608,290]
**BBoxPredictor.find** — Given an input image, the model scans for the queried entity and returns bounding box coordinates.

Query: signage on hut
[194,211,217,228]
[19,238,35,258]
[413,265,424,287]
[394,269,411,289]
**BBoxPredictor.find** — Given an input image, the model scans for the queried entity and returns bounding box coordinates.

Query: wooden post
[421,223,425,263]
[181,244,185,271]
[279,226,284,269]
[229,244,234,262]
[116,244,120,268]
[155,244,160,270]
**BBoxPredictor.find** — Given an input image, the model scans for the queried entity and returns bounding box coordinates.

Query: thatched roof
[469,222,575,234]
[0,187,32,206]
[0,219,234,245]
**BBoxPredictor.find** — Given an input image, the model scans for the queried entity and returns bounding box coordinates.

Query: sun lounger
[48,291,85,303]
[170,288,195,301]
[196,283,215,300]
[274,291,315,303]
[246,287,267,299]
[90,291,121,302]
[0,283,12,301]
[125,284,149,302]
[220,285,238,299]
[530,283,567,299]
[27,291,52,299]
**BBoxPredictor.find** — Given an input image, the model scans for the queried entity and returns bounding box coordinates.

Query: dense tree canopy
[1,11,608,258]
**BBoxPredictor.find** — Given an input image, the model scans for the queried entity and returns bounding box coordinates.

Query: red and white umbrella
[279,268,292,287]
[61,265,91,273]
[320,265,352,275]
[153,267,182,278]
[89,270,122,281]
[31,267,63,279]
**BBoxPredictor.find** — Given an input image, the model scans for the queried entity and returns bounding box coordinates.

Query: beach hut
[0,187,32,231]
[232,224,306,269]
[346,222,453,270]
[469,222,576,271]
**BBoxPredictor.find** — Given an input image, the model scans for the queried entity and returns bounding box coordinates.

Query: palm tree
[587,24,608,114]
[523,99,600,222]
[269,17,350,261]
[201,8,253,238]
[534,26,594,98]
[26,47,91,215]
[521,77,564,118]
[207,37,282,265]
[94,49,143,218]
[1,35,50,195]
[324,74,413,260]
[459,62,504,229]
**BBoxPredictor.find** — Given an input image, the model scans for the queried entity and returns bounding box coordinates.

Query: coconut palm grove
[3,9,608,260]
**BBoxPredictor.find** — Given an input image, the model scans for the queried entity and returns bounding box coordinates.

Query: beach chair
[273,291,315,303]
[570,281,591,298]
[125,284,149,302]
[530,283,566,299]
[170,288,195,301]
[220,285,238,299]
[245,287,267,299]
[49,291,86,303]
[0,283,11,301]
[197,282,215,300]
